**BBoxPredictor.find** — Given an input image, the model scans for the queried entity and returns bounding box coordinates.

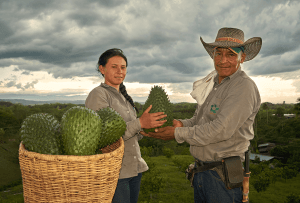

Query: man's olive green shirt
[175,66,261,162]
[85,83,148,179]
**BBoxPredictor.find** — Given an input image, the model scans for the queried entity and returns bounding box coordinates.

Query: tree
[275,107,285,118]
[284,193,300,203]
[140,157,165,200]
[294,97,300,119]
[0,109,19,135]
[9,103,30,126]
[252,171,271,193]
[270,146,290,159]
[262,103,269,124]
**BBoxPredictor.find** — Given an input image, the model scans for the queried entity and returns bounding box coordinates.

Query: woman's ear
[99,65,105,75]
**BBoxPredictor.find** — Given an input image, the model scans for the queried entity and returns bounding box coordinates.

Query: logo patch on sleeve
[210,104,219,114]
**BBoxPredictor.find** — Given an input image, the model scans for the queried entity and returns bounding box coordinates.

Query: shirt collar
[100,82,119,93]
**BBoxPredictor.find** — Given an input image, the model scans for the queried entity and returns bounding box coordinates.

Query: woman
[85,48,167,203]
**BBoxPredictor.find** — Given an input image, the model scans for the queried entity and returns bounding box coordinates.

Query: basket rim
[19,137,124,162]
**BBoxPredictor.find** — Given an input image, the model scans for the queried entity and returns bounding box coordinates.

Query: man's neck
[218,77,224,84]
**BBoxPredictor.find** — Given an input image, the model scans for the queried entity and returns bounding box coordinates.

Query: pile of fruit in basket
[19,106,127,156]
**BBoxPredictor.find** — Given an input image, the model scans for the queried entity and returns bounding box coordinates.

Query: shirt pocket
[206,96,222,120]
[111,98,128,119]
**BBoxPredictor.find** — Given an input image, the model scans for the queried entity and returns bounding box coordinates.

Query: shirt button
[214,88,217,90]
[202,117,204,119]
[133,145,135,147]
[134,156,136,159]
[127,111,129,113]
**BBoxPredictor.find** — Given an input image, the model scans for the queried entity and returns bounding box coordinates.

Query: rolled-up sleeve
[123,118,142,141]
[175,79,259,146]
[177,104,199,127]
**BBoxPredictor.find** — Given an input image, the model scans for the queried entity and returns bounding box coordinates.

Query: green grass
[0,184,24,203]
[1,136,299,203]
[138,155,195,203]
[249,174,300,203]
[0,136,22,188]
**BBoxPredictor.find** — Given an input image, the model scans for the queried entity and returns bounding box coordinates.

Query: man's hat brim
[200,36,262,61]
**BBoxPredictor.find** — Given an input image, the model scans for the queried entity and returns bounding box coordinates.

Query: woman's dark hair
[97,48,139,114]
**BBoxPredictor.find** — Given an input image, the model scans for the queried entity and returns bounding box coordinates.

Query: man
[140,27,262,202]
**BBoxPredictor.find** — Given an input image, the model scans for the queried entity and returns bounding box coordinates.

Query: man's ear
[240,53,246,63]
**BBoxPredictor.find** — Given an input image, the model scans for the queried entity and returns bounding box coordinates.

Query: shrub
[284,193,300,203]
[140,157,165,199]
[270,145,291,159]
[287,151,300,172]
[0,128,5,137]
[252,171,271,193]
[263,168,282,184]
[249,163,263,175]
[172,156,193,173]
[162,147,174,158]
[282,166,298,181]
[140,146,154,157]
[175,146,190,155]
[271,158,284,168]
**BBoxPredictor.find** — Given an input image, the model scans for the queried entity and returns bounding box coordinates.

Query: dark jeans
[193,170,243,203]
[112,173,142,203]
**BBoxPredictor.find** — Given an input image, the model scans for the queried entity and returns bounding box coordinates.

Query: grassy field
[0,135,299,202]
[0,138,22,188]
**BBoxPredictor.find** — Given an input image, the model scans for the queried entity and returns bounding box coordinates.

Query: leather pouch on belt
[222,156,244,190]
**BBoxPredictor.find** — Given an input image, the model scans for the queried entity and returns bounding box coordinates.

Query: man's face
[213,48,246,82]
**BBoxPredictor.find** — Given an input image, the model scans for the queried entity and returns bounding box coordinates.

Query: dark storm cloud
[5,81,17,88]
[24,80,39,89]
[0,20,14,40]
[21,71,31,75]
[0,0,126,72]
[0,0,299,83]
[260,28,300,57]
[87,0,129,8]
[67,12,118,27]
[245,1,300,60]
[3,79,38,90]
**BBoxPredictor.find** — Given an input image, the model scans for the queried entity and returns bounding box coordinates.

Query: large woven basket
[19,138,124,203]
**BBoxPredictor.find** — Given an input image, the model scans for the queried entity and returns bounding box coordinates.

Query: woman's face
[99,56,127,92]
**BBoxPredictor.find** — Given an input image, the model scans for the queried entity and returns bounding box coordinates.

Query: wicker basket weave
[19,138,124,203]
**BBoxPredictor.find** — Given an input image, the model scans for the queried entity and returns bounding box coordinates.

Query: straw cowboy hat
[200,27,262,61]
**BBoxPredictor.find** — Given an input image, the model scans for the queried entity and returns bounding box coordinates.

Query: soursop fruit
[142,86,174,133]
[61,106,102,156]
[20,113,63,155]
[96,107,126,149]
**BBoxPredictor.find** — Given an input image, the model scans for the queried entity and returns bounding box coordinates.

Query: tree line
[1,99,300,156]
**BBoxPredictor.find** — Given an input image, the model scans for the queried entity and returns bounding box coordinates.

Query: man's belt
[193,159,223,173]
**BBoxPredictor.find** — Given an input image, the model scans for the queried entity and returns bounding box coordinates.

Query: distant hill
[0,99,86,106]
[0,99,195,106]
[1,99,295,108]
[0,99,151,106]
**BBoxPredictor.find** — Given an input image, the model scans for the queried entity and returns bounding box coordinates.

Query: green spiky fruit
[96,107,126,149]
[142,86,174,133]
[20,113,63,155]
[61,106,102,156]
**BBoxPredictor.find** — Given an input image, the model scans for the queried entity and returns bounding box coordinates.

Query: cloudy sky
[1,0,300,104]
